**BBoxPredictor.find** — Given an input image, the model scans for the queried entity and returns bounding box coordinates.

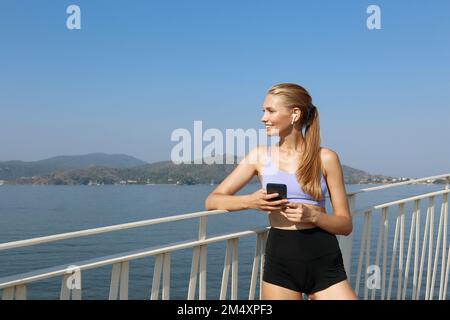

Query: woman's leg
[308,280,357,300]
[261,280,303,300]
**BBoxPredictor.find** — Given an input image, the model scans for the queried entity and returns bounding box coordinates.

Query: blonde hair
[267,83,324,201]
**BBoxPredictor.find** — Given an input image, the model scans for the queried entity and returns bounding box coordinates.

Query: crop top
[260,146,327,207]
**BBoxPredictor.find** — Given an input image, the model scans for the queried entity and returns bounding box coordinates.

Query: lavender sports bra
[260,146,328,208]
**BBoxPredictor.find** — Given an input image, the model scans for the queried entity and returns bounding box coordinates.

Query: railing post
[198,216,207,240]
[259,231,268,300]
[1,286,26,300]
[199,245,208,300]
[430,193,446,300]
[340,193,356,278]
[161,254,171,300]
[248,232,265,300]
[187,246,200,300]
[119,261,129,300]
[109,263,121,300]
[198,216,208,300]
[441,191,449,299]
[108,261,130,300]
[231,238,239,300]
[402,199,420,299]
[381,207,390,300]
[15,285,27,300]
[60,266,82,300]
[397,203,405,300]
[220,240,232,300]
[151,254,164,300]
[220,237,240,300]
[2,287,15,300]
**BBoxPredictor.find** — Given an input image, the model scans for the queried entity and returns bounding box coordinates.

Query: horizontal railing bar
[347,173,449,196]
[350,206,374,216]
[0,226,270,289]
[374,189,449,209]
[350,190,449,216]
[0,209,228,251]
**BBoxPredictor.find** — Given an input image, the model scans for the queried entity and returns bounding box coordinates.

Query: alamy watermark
[64,5,381,31]
[66,5,81,30]
[170,121,280,165]
[367,5,381,30]
[366,265,381,289]
[65,265,81,290]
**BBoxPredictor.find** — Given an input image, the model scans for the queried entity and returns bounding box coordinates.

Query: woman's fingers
[286,202,296,207]
[280,209,301,216]
[286,202,303,209]
[272,199,289,206]
[262,206,283,211]
[281,212,303,222]
[262,200,288,209]
[283,208,298,214]
[263,192,279,200]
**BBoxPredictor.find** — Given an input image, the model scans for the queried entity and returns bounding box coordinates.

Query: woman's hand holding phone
[247,189,289,212]
[280,202,321,224]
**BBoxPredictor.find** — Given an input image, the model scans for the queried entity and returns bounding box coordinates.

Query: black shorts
[263,227,347,295]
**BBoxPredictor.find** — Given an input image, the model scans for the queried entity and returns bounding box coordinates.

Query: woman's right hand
[247,189,289,212]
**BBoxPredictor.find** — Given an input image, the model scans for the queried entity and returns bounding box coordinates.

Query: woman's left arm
[281,149,353,235]
[314,149,353,236]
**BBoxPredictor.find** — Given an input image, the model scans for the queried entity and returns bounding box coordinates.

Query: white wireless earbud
[291,114,296,124]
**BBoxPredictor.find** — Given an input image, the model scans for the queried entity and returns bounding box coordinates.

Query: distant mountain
[0,153,415,185]
[30,157,242,185]
[0,153,148,180]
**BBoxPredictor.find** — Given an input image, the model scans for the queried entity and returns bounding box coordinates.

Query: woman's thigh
[308,280,357,300]
[261,280,303,300]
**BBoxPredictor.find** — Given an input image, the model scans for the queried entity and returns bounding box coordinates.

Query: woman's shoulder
[319,147,337,158]
[319,147,340,178]
[244,145,269,173]
[248,145,270,158]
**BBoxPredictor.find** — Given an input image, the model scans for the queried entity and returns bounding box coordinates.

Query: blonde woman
[205,83,357,300]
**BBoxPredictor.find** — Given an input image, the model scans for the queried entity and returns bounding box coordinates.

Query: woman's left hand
[280,202,321,224]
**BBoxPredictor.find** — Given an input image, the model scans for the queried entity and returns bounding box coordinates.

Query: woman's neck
[278,136,305,155]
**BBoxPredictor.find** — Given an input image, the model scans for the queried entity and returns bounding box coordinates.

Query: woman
[205,83,357,300]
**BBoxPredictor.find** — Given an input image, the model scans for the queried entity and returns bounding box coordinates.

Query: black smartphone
[266,183,287,201]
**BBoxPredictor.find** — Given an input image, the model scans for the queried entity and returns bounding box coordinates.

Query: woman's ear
[292,107,301,122]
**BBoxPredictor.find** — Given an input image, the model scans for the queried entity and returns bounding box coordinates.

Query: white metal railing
[0,173,449,300]
[350,188,450,300]
[0,208,270,300]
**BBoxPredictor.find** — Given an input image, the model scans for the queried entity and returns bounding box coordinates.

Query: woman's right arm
[205,146,288,212]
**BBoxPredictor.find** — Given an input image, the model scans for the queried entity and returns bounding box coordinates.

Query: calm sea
[0,183,447,299]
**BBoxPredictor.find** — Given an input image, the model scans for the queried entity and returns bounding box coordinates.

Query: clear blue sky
[0,0,449,178]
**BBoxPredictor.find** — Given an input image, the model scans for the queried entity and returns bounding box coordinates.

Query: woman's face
[261,94,296,136]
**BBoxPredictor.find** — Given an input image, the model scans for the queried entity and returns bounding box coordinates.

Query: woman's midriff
[268,203,326,230]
